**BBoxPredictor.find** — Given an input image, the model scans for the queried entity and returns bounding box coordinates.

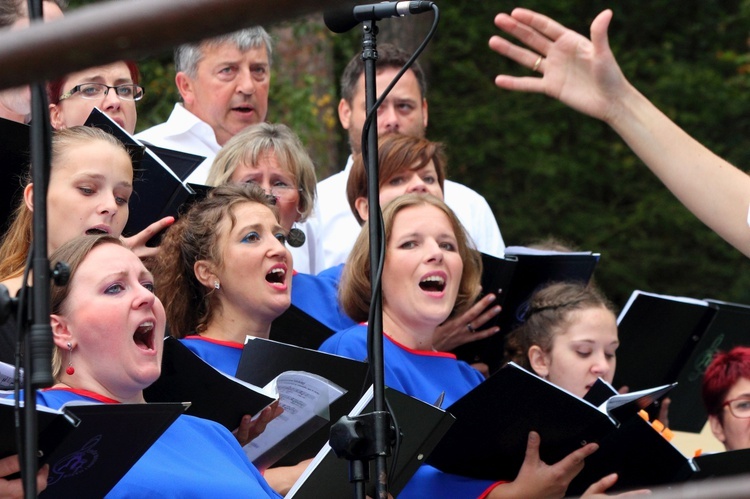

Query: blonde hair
[339,194,481,323]
[206,122,316,223]
[0,127,130,282]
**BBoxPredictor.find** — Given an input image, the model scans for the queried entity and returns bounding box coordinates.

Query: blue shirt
[320,324,498,498]
[26,388,281,498]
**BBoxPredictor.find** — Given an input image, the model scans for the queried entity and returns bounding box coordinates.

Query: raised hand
[433,293,501,352]
[489,8,629,126]
[122,216,175,260]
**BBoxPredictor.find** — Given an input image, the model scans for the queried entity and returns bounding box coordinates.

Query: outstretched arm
[490,8,750,257]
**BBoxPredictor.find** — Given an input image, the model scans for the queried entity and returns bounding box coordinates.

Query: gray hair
[207,122,317,223]
[174,26,273,77]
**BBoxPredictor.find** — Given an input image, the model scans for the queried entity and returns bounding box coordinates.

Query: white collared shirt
[135,103,219,184]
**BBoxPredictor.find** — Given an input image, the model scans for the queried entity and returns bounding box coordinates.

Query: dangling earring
[214,280,220,290]
[287,226,306,248]
[66,342,75,376]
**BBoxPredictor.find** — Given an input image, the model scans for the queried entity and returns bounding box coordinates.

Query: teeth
[138,321,154,332]
[421,275,445,285]
[269,268,285,276]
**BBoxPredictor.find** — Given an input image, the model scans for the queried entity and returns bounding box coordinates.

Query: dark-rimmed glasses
[59,83,145,102]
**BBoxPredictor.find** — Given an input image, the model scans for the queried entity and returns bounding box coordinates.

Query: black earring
[287,227,306,248]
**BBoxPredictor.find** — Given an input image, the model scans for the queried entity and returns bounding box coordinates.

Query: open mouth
[232,106,254,114]
[265,267,286,285]
[133,321,155,351]
[419,275,446,293]
[85,227,110,235]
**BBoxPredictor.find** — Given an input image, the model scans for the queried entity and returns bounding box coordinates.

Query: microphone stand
[362,20,391,499]
[20,1,55,496]
[328,20,393,499]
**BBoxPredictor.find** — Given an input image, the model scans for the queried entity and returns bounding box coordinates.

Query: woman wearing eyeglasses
[703,346,750,451]
[48,61,143,134]
[206,122,316,246]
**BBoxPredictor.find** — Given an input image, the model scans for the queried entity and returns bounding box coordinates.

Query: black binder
[83,108,205,239]
[613,291,750,432]
[1,397,186,498]
[286,386,455,498]
[235,336,369,466]
[143,336,276,431]
[427,362,680,492]
[454,248,599,372]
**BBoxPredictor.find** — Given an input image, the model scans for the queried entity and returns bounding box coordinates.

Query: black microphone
[324,1,435,33]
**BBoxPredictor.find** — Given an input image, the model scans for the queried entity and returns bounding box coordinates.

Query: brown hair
[340,43,427,103]
[339,194,481,323]
[346,134,446,225]
[153,183,278,338]
[0,127,130,282]
[49,234,125,379]
[206,122,316,223]
[504,282,616,371]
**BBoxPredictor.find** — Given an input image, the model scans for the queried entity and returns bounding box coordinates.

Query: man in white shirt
[136,27,272,184]
[304,44,505,274]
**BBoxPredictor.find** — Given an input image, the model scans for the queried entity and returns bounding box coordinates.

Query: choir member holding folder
[17,235,280,498]
[504,281,619,399]
[0,127,174,365]
[153,183,310,494]
[319,194,616,498]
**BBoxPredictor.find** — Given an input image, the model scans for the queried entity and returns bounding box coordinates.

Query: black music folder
[235,336,369,467]
[143,336,277,431]
[286,386,455,499]
[427,362,682,493]
[83,108,205,239]
[1,397,186,498]
[613,291,750,432]
[0,117,30,235]
[269,304,336,350]
[454,247,599,372]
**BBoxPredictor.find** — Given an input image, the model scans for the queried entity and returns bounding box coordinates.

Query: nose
[590,352,611,377]
[424,238,444,264]
[101,87,121,110]
[237,69,257,95]
[406,175,429,194]
[98,193,119,218]
[377,105,400,134]
[134,283,157,309]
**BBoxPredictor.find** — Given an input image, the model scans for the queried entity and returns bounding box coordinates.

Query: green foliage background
[422,0,750,308]
[67,0,750,309]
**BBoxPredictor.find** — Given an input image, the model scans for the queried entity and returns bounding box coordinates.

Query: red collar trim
[384,333,457,359]
[42,387,121,404]
[183,335,244,350]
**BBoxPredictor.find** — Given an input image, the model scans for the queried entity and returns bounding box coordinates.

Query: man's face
[338,66,428,154]
[176,42,270,146]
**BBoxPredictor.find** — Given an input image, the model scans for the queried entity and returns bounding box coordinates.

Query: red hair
[702,346,750,415]
[47,60,140,105]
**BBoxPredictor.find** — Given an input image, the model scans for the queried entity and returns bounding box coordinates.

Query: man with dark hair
[305,44,505,273]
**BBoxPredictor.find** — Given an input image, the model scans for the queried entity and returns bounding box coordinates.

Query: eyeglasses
[58,83,145,102]
[245,181,302,201]
[722,397,750,418]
